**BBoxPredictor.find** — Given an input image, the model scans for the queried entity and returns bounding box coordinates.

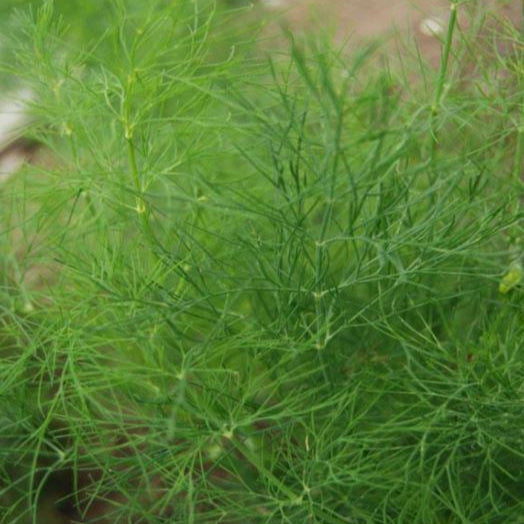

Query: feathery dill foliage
[0,1,523,523]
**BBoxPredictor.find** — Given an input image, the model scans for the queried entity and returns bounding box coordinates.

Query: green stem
[514,1,524,181]
[514,123,524,182]
[430,1,459,161]
[127,136,144,211]
[513,2,524,181]
[522,0,524,38]
[126,136,160,253]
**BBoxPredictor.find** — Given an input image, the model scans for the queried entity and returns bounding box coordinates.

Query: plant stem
[512,2,524,182]
[514,120,524,183]
[126,136,161,254]
[522,0,524,38]
[430,0,459,161]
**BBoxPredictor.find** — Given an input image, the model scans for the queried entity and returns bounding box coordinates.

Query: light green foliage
[499,261,523,294]
[0,1,523,523]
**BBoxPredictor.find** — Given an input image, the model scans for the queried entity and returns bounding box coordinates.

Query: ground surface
[260,0,521,63]
[264,0,448,38]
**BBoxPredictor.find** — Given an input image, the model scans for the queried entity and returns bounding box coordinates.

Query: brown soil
[258,0,522,64]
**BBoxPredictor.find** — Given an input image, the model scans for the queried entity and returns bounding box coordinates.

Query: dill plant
[0,1,523,523]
